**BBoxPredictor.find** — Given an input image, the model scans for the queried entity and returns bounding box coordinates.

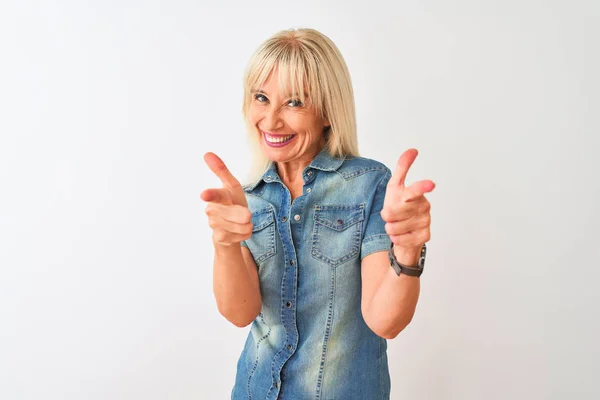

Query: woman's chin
[261,142,295,162]
[263,149,291,163]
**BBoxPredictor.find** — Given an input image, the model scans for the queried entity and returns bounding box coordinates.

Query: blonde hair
[241,28,360,184]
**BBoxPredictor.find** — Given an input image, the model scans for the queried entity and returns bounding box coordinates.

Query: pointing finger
[402,180,436,202]
[200,188,232,205]
[206,203,252,224]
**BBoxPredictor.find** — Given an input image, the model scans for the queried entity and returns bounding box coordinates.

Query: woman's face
[247,71,329,164]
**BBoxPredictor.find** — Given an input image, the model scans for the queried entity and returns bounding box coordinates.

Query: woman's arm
[362,149,433,338]
[202,152,262,328]
[213,243,262,327]
[360,247,421,339]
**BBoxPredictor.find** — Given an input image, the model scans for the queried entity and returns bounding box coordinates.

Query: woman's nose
[262,107,284,131]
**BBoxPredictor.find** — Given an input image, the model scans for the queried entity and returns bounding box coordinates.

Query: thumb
[204,152,247,206]
[391,149,418,189]
[204,152,242,190]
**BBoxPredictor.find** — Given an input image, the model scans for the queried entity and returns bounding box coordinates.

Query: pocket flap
[251,209,275,232]
[314,205,365,231]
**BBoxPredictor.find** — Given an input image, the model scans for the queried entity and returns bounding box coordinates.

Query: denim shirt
[232,148,393,400]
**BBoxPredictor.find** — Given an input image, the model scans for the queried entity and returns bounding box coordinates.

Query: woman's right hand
[201,152,253,247]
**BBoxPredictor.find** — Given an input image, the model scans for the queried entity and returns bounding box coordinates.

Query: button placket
[303,169,314,184]
[274,182,298,397]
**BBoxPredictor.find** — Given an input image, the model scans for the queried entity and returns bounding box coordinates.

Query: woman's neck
[275,145,324,200]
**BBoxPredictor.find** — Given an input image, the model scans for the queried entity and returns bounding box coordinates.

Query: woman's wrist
[392,244,422,267]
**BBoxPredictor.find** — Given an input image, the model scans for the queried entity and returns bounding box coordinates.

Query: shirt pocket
[311,204,365,267]
[248,207,277,264]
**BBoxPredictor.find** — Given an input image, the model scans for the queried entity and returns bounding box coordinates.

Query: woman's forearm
[365,246,422,339]
[212,242,262,327]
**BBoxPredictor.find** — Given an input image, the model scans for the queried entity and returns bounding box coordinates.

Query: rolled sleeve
[361,168,392,260]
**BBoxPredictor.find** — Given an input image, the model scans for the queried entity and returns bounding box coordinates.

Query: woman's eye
[288,99,303,107]
[254,94,268,102]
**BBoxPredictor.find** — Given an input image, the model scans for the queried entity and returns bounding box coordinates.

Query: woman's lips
[263,131,297,148]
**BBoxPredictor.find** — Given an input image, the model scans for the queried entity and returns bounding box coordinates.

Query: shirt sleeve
[361,168,392,260]
[240,193,251,249]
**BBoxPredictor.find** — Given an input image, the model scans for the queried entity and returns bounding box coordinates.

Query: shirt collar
[244,147,345,192]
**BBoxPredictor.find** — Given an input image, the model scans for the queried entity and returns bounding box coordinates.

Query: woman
[201,28,435,400]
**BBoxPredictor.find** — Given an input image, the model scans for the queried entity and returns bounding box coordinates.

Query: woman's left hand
[380,149,435,252]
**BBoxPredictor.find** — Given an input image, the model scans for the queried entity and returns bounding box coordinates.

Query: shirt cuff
[361,234,392,260]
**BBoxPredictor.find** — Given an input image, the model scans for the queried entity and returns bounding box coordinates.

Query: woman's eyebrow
[290,92,308,98]
[253,89,308,98]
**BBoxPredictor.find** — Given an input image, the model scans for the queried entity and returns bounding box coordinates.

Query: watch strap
[388,242,426,277]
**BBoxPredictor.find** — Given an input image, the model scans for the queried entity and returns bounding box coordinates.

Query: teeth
[265,134,294,143]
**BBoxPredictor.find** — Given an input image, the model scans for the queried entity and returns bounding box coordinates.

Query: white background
[1,1,599,399]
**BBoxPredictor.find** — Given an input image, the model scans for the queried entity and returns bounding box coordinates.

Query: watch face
[389,243,426,277]
[418,244,426,268]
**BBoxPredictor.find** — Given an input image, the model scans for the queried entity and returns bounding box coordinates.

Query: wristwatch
[388,242,426,277]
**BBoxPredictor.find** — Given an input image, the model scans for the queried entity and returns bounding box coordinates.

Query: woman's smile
[262,131,297,148]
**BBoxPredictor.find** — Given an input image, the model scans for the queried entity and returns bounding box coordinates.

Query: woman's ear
[321,111,330,127]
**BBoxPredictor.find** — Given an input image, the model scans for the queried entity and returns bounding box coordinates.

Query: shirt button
[307,171,313,176]
[281,216,287,222]
[293,214,300,221]
[287,344,293,350]
[306,188,311,193]
[275,382,279,388]
[290,260,294,265]
[285,301,292,308]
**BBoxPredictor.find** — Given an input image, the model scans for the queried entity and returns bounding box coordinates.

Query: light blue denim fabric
[232,148,393,400]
